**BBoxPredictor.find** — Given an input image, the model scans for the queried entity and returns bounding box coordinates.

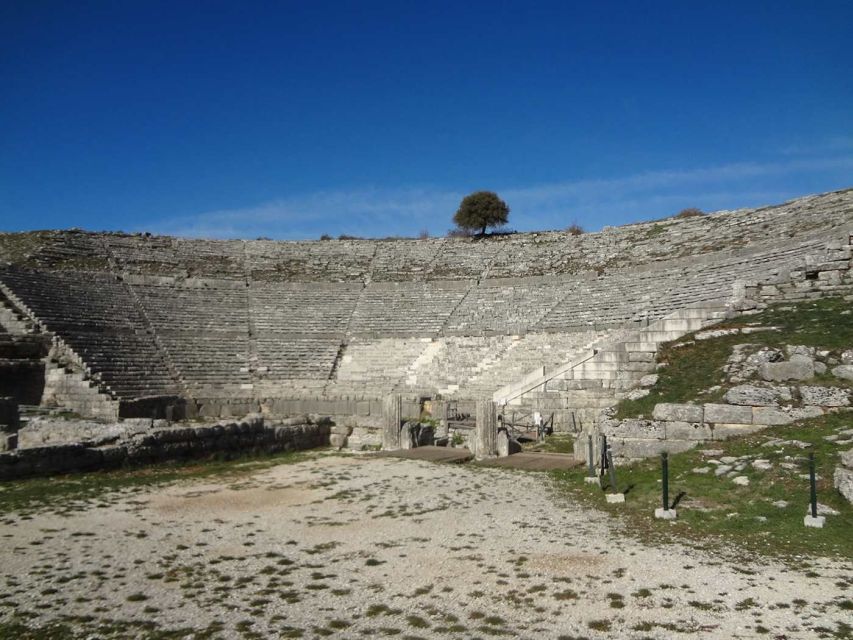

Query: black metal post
[662,452,669,511]
[587,435,595,477]
[599,434,608,476]
[606,448,618,493]
[809,452,817,518]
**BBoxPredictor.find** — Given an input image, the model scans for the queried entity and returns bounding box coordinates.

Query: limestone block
[609,438,697,459]
[665,421,713,441]
[496,429,522,457]
[724,384,792,406]
[623,388,650,401]
[788,406,825,420]
[842,448,853,469]
[356,401,372,416]
[760,360,814,382]
[638,374,659,388]
[799,386,850,407]
[833,466,853,504]
[711,423,766,440]
[752,407,794,425]
[329,433,347,450]
[704,404,753,424]
[329,424,352,436]
[652,403,703,423]
[628,351,655,363]
[602,419,665,440]
[831,365,853,381]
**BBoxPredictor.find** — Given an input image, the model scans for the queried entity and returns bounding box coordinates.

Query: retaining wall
[0,415,330,481]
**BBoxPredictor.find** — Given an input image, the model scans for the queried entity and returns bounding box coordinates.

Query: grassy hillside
[616,297,853,420]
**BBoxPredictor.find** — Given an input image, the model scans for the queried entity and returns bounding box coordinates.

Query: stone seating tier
[254,336,342,380]
[0,190,849,407]
[2,189,849,282]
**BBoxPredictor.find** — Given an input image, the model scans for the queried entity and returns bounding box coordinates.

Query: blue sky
[1,1,851,239]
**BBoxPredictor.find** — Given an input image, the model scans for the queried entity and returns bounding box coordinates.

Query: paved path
[374,445,473,463]
[479,451,583,471]
[377,446,583,471]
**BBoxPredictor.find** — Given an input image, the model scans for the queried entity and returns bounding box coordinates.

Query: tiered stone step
[512,304,730,431]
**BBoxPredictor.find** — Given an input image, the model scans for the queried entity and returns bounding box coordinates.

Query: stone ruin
[0,188,851,477]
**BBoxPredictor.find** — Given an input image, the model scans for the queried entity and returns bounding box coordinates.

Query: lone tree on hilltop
[453,191,510,236]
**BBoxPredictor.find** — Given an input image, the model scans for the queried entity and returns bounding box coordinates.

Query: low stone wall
[18,416,155,448]
[602,399,849,461]
[118,395,195,421]
[194,395,391,428]
[0,415,330,481]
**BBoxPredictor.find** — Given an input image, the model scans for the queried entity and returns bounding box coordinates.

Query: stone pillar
[382,394,402,450]
[473,400,498,459]
[433,400,448,439]
[497,428,521,457]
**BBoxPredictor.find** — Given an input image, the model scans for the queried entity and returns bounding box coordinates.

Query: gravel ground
[0,454,850,639]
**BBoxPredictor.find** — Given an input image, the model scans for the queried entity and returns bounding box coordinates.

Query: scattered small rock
[732,476,749,486]
[806,503,840,516]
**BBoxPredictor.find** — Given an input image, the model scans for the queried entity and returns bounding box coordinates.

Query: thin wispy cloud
[146,155,853,240]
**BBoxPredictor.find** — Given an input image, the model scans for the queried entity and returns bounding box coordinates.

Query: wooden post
[382,394,402,450]
[474,400,498,459]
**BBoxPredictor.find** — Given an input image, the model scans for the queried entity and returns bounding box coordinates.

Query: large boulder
[831,365,853,381]
[835,449,853,504]
[799,386,850,407]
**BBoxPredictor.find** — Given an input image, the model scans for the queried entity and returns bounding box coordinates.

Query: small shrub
[418,229,430,239]
[675,207,705,218]
[319,234,332,241]
[565,222,584,236]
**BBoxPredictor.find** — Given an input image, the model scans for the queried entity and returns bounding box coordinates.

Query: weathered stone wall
[0,415,330,481]
[18,416,154,448]
[601,389,851,461]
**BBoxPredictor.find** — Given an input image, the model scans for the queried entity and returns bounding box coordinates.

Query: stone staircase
[0,288,37,335]
[0,279,121,419]
[495,302,731,434]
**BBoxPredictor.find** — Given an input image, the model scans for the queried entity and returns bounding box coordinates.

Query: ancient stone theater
[1,189,851,467]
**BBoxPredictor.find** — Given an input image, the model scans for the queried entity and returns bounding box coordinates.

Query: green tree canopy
[452,191,510,235]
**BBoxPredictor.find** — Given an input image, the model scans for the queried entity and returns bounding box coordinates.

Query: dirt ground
[0,453,850,639]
